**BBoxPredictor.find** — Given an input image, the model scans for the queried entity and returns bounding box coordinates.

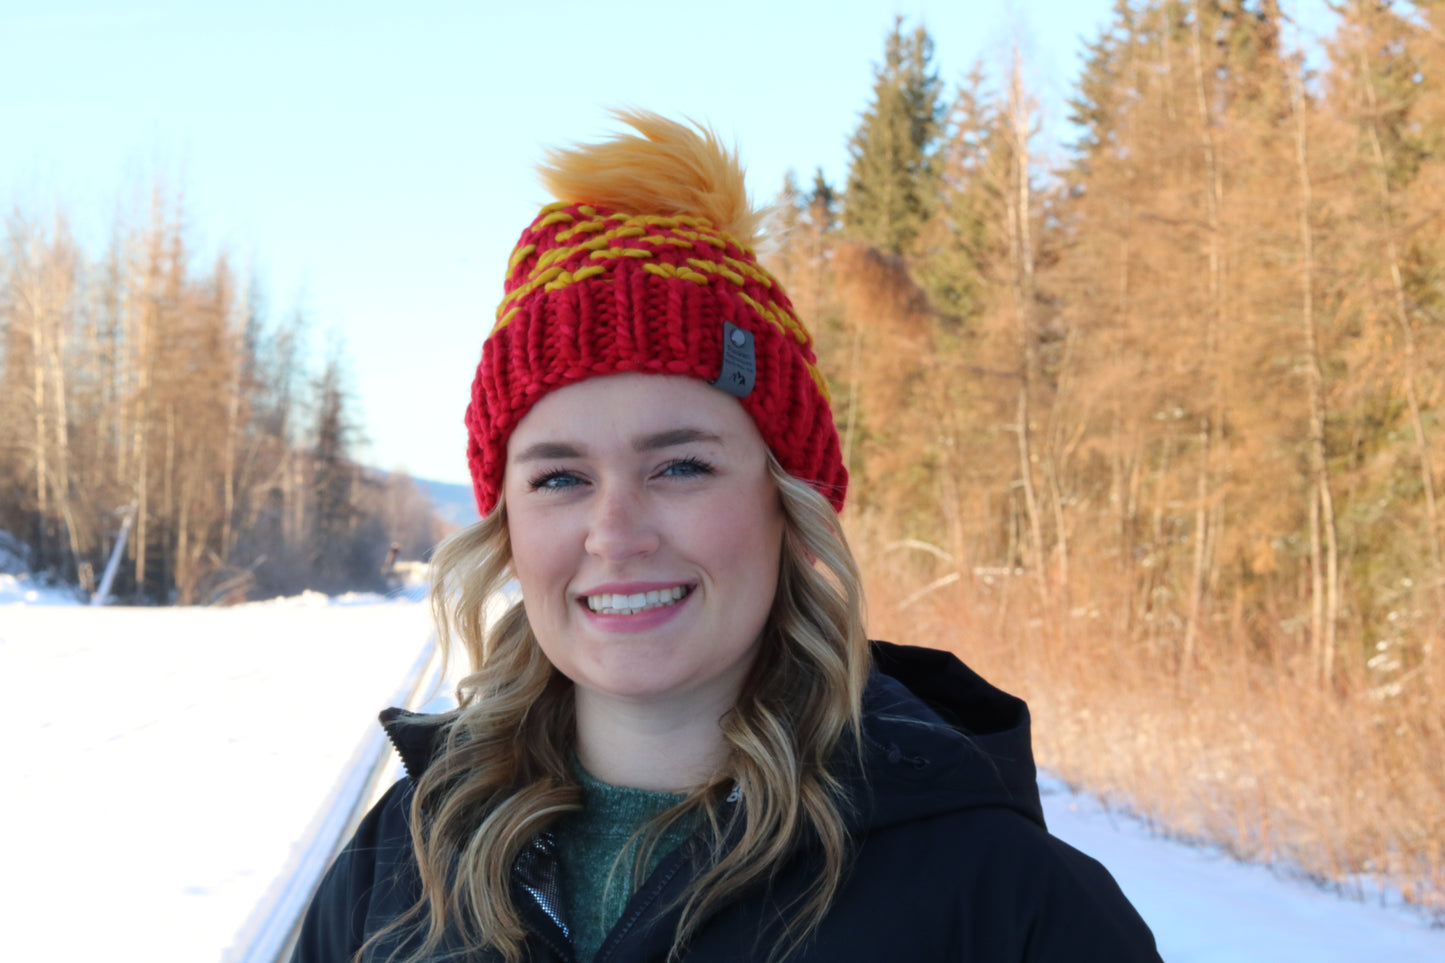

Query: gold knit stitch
[670,228,747,253]
[549,221,617,250]
[536,210,576,230]
[737,290,810,346]
[686,258,745,287]
[720,256,776,289]
[809,364,832,402]
[543,264,607,292]
[643,262,709,284]
[496,265,566,318]
[557,213,717,245]
[552,212,624,243]
[519,222,748,287]
[735,291,789,338]
[498,206,803,343]
[545,220,671,260]
[642,234,695,249]
[507,244,537,279]
[554,219,611,240]
[588,247,652,260]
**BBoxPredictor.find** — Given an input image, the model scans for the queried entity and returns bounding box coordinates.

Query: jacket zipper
[591,847,691,963]
[516,897,576,963]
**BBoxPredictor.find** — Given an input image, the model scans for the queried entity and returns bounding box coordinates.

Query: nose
[584,482,661,561]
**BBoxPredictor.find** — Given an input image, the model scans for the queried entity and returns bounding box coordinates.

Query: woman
[294,111,1161,963]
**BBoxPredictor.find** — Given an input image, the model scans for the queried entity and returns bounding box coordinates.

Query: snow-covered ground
[2,590,1440,962]
[1039,780,1442,961]
[2,590,434,962]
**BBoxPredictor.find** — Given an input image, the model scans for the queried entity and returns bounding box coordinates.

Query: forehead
[506,374,757,452]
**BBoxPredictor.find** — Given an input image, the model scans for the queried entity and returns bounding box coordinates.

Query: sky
[2,0,1337,486]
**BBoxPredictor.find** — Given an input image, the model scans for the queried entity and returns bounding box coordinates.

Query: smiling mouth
[584,586,691,615]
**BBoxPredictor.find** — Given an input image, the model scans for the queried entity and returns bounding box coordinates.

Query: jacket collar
[379,704,446,782]
[857,640,1045,831]
[378,640,1044,832]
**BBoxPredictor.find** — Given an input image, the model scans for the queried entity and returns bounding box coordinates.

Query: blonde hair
[362,454,869,962]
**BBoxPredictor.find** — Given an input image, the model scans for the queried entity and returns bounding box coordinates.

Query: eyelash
[526,467,581,492]
[659,456,715,479]
[524,457,716,492]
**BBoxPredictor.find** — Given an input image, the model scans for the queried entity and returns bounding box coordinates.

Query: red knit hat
[465,112,846,517]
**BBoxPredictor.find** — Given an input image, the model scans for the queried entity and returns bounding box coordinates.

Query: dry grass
[855,537,1445,920]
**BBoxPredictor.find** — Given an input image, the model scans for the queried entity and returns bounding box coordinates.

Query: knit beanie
[465,111,847,516]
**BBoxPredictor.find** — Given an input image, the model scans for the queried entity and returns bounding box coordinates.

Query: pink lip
[578,580,691,596]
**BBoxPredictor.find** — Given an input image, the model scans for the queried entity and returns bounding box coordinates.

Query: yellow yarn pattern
[496,203,818,368]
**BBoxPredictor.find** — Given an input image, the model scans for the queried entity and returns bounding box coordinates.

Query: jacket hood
[380,704,447,783]
[854,640,1045,832]
[379,640,1044,833]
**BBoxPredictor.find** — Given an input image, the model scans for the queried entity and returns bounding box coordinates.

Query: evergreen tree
[309,348,361,590]
[768,169,807,294]
[808,169,836,229]
[1067,0,1139,168]
[842,18,945,258]
[1325,0,1445,629]
[916,62,999,322]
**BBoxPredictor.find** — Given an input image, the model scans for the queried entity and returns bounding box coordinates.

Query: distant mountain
[413,477,481,529]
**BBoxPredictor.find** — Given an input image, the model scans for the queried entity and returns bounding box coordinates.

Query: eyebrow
[513,441,583,463]
[635,427,723,452]
[511,427,724,463]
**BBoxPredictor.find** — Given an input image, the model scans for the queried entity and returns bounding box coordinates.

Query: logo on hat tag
[709,322,756,399]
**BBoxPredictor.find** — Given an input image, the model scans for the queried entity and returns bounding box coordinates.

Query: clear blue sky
[2,0,1335,485]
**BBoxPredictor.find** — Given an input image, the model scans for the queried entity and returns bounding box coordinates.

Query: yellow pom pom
[537,109,765,252]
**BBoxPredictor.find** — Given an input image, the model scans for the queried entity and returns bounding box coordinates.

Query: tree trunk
[1005,51,1048,600]
[1145,439,1172,650]
[1182,4,1225,681]
[1290,54,1341,688]
[130,301,153,594]
[842,321,863,472]
[29,261,50,543]
[45,257,85,576]
[223,381,238,563]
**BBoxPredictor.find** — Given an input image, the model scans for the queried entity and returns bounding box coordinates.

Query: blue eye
[659,457,715,478]
[527,468,583,491]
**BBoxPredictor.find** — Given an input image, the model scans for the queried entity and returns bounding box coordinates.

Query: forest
[0,188,442,602]
[2,0,1440,921]
[764,0,1442,918]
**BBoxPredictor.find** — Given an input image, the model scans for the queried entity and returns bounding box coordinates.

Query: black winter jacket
[292,642,1162,962]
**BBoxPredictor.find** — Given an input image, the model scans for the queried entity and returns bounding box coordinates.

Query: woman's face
[503,374,785,714]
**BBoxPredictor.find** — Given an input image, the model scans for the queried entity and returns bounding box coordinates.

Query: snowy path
[2,593,432,962]
[1040,781,1442,961]
[2,590,1440,962]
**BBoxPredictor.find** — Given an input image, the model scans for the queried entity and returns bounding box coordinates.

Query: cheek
[508,511,570,657]
[694,489,784,603]
[506,504,564,595]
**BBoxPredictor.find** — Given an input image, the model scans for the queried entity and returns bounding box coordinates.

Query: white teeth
[585,586,688,615]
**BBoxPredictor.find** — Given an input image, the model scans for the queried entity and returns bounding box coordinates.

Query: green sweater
[552,765,693,963]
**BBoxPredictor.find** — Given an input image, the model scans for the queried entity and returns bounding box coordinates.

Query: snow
[0,529,33,575]
[1039,779,1443,961]
[3,592,1440,962]
[0,571,86,605]
[2,593,433,962]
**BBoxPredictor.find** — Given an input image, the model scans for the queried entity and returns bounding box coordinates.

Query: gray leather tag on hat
[709,322,756,399]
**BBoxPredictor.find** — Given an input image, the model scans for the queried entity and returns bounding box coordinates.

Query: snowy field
[2,576,1441,962]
